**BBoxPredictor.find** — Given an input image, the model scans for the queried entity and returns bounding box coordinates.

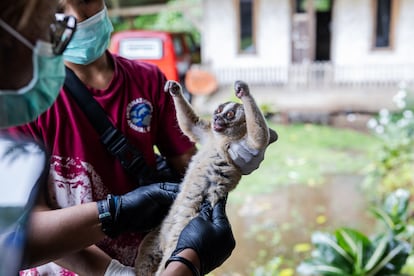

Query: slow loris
[134,80,278,275]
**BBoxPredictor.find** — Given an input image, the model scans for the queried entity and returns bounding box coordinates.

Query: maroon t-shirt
[8,52,194,271]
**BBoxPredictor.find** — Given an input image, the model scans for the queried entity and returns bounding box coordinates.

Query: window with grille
[374,0,393,49]
[238,0,256,54]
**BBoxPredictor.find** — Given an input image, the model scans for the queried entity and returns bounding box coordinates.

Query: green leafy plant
[364,85,414,200]
[110,0,201,43]
[297,189,412,276]
[370,189,414,239]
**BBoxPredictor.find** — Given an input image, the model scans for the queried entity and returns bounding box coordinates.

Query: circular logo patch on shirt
[126,98,153,133]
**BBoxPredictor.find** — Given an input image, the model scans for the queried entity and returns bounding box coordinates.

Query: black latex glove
[97,182,179,237]
[171,198,236,275]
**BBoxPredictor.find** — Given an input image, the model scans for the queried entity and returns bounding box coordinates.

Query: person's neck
[64,52,114,90]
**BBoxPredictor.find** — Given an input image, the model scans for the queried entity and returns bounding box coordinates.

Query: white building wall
[202,0,236,66]
[332,0,414,66]
[202,0,290,69]
[392,0,414,63]
[256,0,291,67]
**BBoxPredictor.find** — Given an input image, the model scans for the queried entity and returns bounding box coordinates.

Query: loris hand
[164,80,182,97]
[97,182,180,237]
[234,80,250,98]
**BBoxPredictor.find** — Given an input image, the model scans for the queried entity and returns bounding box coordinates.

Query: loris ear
[268,128,278,145]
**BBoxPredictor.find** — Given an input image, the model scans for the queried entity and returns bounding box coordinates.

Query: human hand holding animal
[167,199,235,275]
[97,182,180,237]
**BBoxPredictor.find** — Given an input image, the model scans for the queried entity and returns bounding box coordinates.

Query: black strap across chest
[63,66,153,185]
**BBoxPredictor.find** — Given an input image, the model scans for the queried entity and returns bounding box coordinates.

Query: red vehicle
[109,30,194,82]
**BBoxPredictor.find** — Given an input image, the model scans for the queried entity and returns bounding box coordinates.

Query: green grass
[230,123,382,201]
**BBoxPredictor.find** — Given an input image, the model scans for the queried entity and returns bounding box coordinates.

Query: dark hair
[0,0,38,31]
[0,0,57,87]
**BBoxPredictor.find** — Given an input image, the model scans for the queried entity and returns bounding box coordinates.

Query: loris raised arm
[164,80,210,144]
[234,81,278,150]
[228,81,278,174]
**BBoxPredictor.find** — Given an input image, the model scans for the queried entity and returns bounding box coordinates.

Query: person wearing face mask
[2,0,238,275]
[0,9,69,127]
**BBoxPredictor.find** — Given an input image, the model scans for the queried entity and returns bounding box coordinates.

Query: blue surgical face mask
[0,19,65,128]
[63,7,113,65]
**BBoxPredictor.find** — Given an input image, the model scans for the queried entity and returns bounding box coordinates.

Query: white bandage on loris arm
[104,259,136,276]
[228,140,265,175]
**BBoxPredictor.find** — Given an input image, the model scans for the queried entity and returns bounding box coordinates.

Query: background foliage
[109,0,201,43]
[364,85,414,201]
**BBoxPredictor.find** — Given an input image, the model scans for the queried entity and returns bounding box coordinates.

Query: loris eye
[215,106,223,114]
[226,110,235,119]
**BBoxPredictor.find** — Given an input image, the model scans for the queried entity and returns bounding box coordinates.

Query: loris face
[212,102,246,137]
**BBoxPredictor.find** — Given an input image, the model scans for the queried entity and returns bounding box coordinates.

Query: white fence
[207,62,414,88]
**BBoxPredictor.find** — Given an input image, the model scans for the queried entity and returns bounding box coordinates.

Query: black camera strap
[63,66,155,185]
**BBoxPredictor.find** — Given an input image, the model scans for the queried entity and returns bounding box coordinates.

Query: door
[291,0,333,63]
